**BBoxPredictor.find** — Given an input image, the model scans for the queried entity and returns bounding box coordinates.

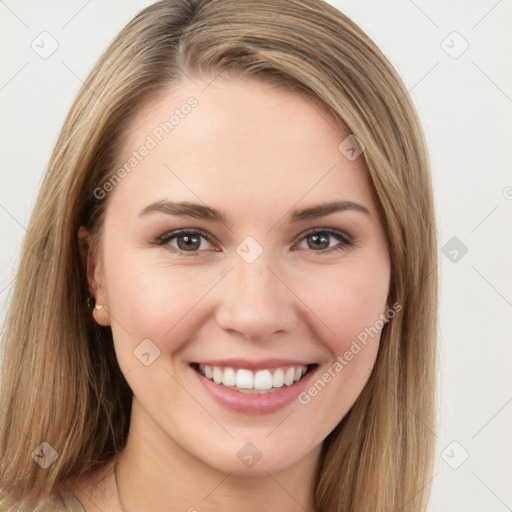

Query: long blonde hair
[0,1,438,510]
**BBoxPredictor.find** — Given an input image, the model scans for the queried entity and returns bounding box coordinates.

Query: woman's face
[84,76,390,476]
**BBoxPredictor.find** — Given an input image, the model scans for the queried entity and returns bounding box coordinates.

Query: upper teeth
[198,364,308,390]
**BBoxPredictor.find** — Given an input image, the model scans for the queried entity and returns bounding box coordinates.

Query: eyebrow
[138,199,371,225]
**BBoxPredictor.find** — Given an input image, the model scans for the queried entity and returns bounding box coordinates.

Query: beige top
[31,487,85,512]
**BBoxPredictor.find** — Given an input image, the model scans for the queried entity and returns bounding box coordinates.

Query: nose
[215,252,298,341]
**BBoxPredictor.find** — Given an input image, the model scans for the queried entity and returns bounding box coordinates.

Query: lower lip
[189,364,319,415]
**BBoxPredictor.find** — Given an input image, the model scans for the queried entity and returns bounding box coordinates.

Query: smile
[192,363,315,394]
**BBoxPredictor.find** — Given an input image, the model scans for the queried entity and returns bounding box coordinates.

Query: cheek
[312,267,388,326]
[103,252,218,362]
[292,266,388,426]
[302,262,389,351]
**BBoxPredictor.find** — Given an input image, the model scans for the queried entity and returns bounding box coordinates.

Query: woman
[0,0,438,510]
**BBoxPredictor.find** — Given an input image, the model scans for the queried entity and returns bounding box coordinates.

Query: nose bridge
[215,243,297,339]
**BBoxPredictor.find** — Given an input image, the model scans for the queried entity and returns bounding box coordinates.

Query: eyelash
[151,227,355,256]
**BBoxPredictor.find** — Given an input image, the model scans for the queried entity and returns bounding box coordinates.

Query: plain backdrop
[1,1,511,510]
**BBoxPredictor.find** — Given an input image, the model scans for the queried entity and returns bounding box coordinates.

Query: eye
[151,227,355,256]
[295,228,353,253]
[152,229,215,255]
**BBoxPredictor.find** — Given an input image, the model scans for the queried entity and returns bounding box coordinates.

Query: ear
[78,226,110,326]
[382,299,391,324]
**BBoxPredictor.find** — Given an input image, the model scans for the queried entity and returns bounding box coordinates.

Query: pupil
[310,234,328,250]
[178,235,200,251]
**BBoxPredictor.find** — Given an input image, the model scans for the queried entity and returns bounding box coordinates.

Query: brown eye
[306,233,330,250]
[176,233,202,251]
[155,230,214,254]
[296,229,353,253]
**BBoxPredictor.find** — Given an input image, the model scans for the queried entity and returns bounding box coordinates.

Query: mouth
[189,362,319,394]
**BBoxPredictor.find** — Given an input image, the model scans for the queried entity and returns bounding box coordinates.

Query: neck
[115,398,320,512]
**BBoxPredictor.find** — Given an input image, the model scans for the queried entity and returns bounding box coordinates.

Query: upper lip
[192,358,315,371]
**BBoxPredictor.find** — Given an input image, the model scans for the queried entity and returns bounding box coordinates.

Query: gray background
[1,0,511,510]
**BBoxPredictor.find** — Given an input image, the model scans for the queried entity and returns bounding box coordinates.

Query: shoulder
[0,487,84,512]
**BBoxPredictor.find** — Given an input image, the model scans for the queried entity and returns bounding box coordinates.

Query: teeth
[196,364,309,391]
[284,367,295,386]
[223,367,236,386]
[213,367,223,384]
[236,369,254,389]
[273,368,284,387]
[254,369,273,390]
[204,365,213,379]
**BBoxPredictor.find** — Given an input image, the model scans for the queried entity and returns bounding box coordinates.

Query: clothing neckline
[61,485,86,511]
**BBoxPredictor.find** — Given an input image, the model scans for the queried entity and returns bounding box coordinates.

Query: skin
[74,75,390,512]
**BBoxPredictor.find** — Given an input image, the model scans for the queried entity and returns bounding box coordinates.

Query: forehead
[108,76,375,222]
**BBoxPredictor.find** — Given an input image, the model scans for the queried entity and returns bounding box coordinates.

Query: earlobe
[78,226,111,326]
[92,299,110,327]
